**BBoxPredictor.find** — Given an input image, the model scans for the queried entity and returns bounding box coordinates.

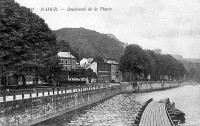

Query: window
[61,59,64,64]
[72,65,76,69]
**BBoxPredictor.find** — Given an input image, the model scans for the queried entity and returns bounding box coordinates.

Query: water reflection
[38,83,200,126]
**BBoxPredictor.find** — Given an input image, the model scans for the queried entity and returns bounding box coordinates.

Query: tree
[153,49,162,54]
[93,55,104,62]
[85,68,97,83]
[143,50,156,80]
[0,0,59,86]
[119,45,186,81]
[119,44,145,81]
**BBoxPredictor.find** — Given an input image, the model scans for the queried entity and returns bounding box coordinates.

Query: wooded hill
[53,28,125,61]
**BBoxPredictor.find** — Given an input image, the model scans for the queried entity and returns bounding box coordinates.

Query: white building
[80,58,94,69]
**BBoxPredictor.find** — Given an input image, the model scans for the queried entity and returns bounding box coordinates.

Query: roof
[106,60,119,65]
[58,52,75,58]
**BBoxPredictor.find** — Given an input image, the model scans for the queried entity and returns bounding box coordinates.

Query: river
[37,83,200,126]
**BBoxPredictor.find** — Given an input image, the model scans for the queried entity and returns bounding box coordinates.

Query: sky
[15,0,200,59]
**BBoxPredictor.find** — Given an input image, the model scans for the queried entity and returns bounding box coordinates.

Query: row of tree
[0,0,61,86]
[119,44,186,81]
[0,0,96,87]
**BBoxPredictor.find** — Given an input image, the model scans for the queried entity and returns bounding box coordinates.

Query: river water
[39,83,200,126]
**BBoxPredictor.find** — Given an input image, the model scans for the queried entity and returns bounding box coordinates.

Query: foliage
[119,44,186,81]
[119,44,146,81]
[85,68,96,83]
[93,55,104,62]
[57,40,80,61]
[0,0,60,85]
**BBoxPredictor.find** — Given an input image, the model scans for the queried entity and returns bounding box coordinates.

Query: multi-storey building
[107,60,122,82]
[97,62,111,83]
[80,58,122,83]
[58,52,77,71]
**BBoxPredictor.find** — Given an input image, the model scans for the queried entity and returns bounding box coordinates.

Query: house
[58,52,77,71]
[80,58,94,69]
[97,62,111,83]
[106,60,122,83]
[80,59,122,83]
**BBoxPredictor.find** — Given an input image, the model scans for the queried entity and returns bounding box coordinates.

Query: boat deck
[139,101,172,126]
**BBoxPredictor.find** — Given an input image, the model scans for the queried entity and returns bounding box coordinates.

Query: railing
[0,85,122,126]
[0,85,105,102]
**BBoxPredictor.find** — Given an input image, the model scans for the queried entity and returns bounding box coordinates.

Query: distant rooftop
[106,60,119,65]
[58,52,75,58]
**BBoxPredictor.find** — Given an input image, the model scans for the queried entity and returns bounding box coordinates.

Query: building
[58,52,77,71]
[107,60,122,82]
[97,62,111,83]
[80,58,94,69]
[80,59,122,83]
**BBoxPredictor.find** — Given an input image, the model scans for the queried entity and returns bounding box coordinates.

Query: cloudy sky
[16,0,200,58]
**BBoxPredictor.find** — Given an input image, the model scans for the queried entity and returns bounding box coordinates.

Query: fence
[0,86,101,102]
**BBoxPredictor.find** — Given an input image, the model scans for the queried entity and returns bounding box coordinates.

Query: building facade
[97,62,111,83]
[58,52,77,71]
[80,59,122,83]
[107,60,122,83]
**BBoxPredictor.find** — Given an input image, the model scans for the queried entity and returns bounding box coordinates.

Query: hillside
[106,34,129,48]
[54,28,125,61]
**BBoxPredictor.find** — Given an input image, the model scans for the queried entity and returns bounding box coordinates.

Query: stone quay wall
[0,81,180,126]
[0,85,122,126]
[135,81,180,92]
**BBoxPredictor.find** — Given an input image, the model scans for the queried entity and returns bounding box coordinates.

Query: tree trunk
[1,76,7,87]
[138,73,141,81]
[134,72,137,82]
[22,75,26,86]
[35,74,38,86]
[144,73,148,81]
[131,72,133,82]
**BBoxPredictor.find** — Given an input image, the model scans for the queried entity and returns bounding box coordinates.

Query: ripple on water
[65,93,142,126]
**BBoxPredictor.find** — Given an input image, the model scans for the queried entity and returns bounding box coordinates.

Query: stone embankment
[0,81,179,126]
[0,85,122,126]
[134,81,179,93]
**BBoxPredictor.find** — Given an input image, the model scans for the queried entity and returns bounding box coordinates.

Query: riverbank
[180,81,199,86]
[0,85,122,126]
[51,83,200,126]
[133,81,179,93]
[0,81,180,126]
[30,89,121,126]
